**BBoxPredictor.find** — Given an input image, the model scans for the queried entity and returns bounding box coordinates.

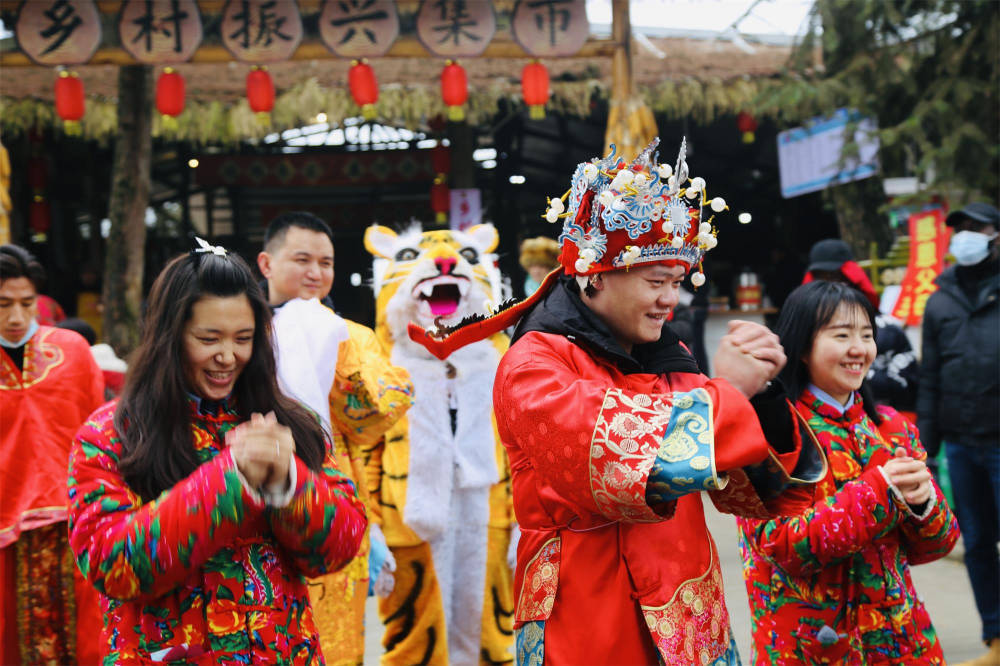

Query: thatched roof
[0,1,795,143]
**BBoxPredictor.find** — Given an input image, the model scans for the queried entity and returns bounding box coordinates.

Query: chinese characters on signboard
[16,0,102,66]
[119,0,203,63]
[511,0,588,57]
[319,0,399,57]
[892,208,950,325]
[416,0,496,58]
[221,0,303,62]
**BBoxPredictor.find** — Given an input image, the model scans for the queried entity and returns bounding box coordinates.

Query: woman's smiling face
[804,302,876,404]
[181,294,255,401]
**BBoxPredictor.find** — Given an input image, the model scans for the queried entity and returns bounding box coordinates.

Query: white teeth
[458,281,469,296]
[419,282,435,298]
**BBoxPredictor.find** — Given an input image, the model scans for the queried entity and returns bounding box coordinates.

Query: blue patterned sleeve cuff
[645,388,727,505]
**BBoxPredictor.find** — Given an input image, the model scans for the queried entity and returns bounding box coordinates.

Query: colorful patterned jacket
[68,400,367,665]
[737,392,960,665]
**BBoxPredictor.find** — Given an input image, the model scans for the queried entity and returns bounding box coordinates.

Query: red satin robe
[0,326,105,664]
[494,331,818,665]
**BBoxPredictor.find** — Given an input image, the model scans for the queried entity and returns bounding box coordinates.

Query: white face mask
[949,230,997,266]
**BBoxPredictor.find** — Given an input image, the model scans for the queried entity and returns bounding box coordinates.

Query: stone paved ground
[363,501,986,664]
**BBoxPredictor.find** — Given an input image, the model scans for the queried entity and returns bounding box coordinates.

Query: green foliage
[772,0,999,204]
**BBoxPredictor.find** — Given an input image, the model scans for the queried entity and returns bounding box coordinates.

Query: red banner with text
[892,208,951,325]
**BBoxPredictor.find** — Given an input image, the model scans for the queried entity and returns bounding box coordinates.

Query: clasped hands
[883,447,934,509]
[226,411,295,492]
[713,320,786,399]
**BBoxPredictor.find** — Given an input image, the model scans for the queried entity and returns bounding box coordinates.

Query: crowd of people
[0,137,996,665]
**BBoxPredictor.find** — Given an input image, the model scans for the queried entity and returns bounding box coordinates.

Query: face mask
[0,319,39,348]
[949,230,997,266]
[524,275,542,297]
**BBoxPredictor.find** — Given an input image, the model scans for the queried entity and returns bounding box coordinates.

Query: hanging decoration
[27,143,49,236]
[430,175,450,223]
[521,60,550,120]
[431,145,451,176]
[156,67,186,127]
[440,60,468,122]
[737,111,758,143]
[348,59,378,120]
[246,65,275,124]
[54,70,85,135]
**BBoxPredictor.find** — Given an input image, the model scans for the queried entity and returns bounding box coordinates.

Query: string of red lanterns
[348,59,378,121]
[430,175,450,223]
[521,60,550,120]
[156,67,186,128]
[246,65,275,124]
[440,60,468,122]
[53,70,85,135]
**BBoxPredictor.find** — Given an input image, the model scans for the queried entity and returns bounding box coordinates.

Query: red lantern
[737,111,758,144]
[54,70,85,135]
[29,196,51,235]
[431,145,451,176]
[430,176,450,224]
[521,60,550,120]
[348,59,378,121]
[440,60,468,122]
[247,66,275,123]
[156,67,185,123]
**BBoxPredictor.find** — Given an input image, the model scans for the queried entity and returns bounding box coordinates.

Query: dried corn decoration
[603,0,657,162]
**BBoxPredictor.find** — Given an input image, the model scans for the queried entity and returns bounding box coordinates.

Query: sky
[586,0,815,37]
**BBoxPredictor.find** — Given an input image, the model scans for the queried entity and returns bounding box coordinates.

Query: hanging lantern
[430,175,450,223]
[54,70,85,135]
[440,60,468,122]
[246,65,275,124]
[521,60,550,120]
[29,195,51,235]
[156,67,185,128]
[348,59,378,121]
[431,145,451,176]
[737,111,758,144]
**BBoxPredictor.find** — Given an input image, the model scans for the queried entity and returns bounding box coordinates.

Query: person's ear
[257,251,272,279]
[590,274,604,290]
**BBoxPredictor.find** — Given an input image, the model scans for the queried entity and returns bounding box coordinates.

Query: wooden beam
[0,35,617,67]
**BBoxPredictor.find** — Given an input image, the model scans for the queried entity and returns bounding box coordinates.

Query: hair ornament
[192,237,228,257]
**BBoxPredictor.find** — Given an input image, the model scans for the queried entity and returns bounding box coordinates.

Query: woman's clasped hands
[882,446,934,509]
[227,411,296,493]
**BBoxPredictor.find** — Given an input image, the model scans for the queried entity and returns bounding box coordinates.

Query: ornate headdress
[407,137,740,360]
[545,137,724,287]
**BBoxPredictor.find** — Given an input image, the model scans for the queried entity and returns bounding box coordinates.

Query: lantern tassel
[255,112,271,126]
[436,212,448,223]
[447,106,465,122]
[361,103,376,121]
[529,105,545,120]
[161,114,178,131]
[63,120,81,136]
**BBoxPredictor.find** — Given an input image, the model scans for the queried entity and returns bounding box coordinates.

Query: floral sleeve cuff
[877,466,936,521]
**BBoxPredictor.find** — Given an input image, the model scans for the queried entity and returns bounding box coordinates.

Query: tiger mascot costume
[364,223,515,665]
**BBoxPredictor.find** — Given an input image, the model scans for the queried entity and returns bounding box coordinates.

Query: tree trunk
[102,65,152,357]
[825,176,894,260]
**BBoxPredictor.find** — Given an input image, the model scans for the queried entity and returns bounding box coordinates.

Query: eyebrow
[825,322,873,330]
[192,327,255,334]
[292,250,334,260]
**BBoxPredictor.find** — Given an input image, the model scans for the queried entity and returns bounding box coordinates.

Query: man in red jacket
[407,138,826,664]
[0,244,104,665]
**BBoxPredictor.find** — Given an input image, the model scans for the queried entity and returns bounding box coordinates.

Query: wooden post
[604,0,657,162]
[102,65,152,356]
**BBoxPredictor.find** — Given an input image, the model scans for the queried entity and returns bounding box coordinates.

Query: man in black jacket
[917,202,1000,666]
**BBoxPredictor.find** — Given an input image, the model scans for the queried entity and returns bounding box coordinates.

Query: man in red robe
[0,244,104,664]
[407,138,826,664]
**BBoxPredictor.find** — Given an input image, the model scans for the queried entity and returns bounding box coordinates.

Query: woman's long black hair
[773,280,882,424]
[115,249,327,502]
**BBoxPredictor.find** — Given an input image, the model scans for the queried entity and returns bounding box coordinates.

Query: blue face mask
[0,319,39,348]
[524,275,542,297]
[949,230,997,266]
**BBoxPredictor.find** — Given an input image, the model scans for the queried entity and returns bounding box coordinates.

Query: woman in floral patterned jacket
[738,281,960,665]
[67,242,367,665]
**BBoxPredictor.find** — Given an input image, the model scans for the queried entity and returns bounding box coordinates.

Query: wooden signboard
[119,0,203,64]
[415,0,496,58]
[319,0,399,58]
[221,0,303,62]
[511,0,589,57]
[16,0,102,66]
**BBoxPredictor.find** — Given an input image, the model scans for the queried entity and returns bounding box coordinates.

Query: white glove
[507,524,521,571]
[368,524,397,598]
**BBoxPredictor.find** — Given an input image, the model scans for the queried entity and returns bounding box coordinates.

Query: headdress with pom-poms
[406,137,744,360]
[541,136,734,288]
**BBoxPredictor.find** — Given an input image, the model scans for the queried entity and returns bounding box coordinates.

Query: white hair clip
[193,237,228,257]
